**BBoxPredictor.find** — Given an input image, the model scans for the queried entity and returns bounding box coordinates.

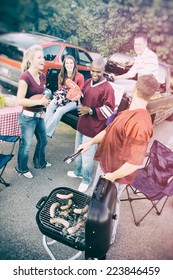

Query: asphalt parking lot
[0,117,173,261]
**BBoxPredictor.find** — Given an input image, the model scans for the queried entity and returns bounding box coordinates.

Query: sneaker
[15,168,33,179]
[23,171,33,179]
[46,162,52,167]
[110,234,116,245]
[78,182,90,192]
[67,171,82,179]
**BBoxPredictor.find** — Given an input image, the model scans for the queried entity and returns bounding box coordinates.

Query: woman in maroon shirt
[45,55,84,137]
[15,45,51,179]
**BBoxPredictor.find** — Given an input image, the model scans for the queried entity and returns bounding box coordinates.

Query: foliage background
[0,0,173,65]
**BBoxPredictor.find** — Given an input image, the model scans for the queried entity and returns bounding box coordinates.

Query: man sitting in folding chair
[0,135,20,187]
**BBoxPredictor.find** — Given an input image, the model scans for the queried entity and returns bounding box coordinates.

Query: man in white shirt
[109,32,159,93]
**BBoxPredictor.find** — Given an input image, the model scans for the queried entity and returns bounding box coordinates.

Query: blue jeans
[17,112,48,173]
[74,131,97,185]
[45,100,77,137]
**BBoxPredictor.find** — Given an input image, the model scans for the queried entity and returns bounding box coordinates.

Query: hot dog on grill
[56,193,74,199]
[49,202,60,218]
[50,217,70,228]
[67,220,85,234]
[73,204,89,214]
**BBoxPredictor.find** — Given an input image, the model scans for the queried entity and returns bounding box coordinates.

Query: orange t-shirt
[94,108,153,184]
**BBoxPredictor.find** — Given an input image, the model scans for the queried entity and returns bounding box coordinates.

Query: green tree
[1,0,173,64]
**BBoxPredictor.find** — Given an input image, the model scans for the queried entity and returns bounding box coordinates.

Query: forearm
[17,97,42,107]
[79,130,106,153]
[104,162,141,182]
[91,130,106,145]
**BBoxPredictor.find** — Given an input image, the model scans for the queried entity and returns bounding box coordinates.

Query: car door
[61,46,77,62]
[43,44,62,73]
[76,49,92,80]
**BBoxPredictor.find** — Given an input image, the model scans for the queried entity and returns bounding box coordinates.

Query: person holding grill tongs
[74,74,159,244]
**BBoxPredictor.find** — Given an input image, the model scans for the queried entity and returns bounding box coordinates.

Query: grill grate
[37,187,91,250]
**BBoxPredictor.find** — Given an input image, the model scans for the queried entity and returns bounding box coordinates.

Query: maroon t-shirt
[19,71,46,112]
[94,109,153,184]
[77,79,115,137]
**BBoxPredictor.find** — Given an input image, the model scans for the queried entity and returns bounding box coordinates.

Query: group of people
[15,31,159,243]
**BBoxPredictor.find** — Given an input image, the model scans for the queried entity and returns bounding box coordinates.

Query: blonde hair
[21,45,43,72]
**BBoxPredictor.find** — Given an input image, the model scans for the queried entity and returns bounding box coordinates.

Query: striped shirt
[128,47,159,80]
[77,78,115,137]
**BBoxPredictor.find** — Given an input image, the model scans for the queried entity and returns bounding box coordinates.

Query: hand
[41,95,50,107]
[109,73,116,82]
[77,141,92,153]
[102,172,115,182]
[78,105,90,116]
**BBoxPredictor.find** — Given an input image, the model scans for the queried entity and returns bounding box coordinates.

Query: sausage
[73,204,89,214]
[50,217,70,228]
[67,220,85,234]
[49,202,60,218]
[60,199,73,210]
[56,193,73,199]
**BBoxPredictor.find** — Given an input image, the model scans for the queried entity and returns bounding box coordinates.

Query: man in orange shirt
[77,74,159,244]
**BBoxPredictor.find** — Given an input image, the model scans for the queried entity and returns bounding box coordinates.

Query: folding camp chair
[0,135,20,187]
[121,140,173,226]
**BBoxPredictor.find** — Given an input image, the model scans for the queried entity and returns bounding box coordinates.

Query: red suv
[0,32,92,91]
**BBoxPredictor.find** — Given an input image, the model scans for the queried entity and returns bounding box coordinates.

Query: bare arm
[109,72,131,81]
[103,162,141,182]
[17,80,49,107]
[78,130,106,153]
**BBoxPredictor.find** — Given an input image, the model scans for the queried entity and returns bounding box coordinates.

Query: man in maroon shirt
[67,57,115,192]
[76,74,159,244]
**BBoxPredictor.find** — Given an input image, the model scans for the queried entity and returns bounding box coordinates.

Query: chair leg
[122,187,169,226]
[125,186,140,226]
[151,196,169,215]
[0,176,10,187]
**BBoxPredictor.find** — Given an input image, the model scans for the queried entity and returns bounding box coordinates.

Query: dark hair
[136,74,159,101]
[134,31,148,42]
[59,55,78,85]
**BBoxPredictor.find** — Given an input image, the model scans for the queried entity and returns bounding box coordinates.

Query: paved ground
[0,118,173,260]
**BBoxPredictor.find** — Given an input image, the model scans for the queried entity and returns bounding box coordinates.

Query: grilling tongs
[63,148,83,164]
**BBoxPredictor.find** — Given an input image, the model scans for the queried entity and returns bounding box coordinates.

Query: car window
[61,47,76,62]
[78,50,92,66]
[0,43,24,62]
[43,45,61,61]
[105,55,134,76]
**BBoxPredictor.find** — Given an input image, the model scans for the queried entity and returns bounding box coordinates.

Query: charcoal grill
[36,177,117,260]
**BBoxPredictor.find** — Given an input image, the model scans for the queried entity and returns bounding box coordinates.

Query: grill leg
[42,235,83,260]
[69,251,83,260]
[43,235,56,260]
